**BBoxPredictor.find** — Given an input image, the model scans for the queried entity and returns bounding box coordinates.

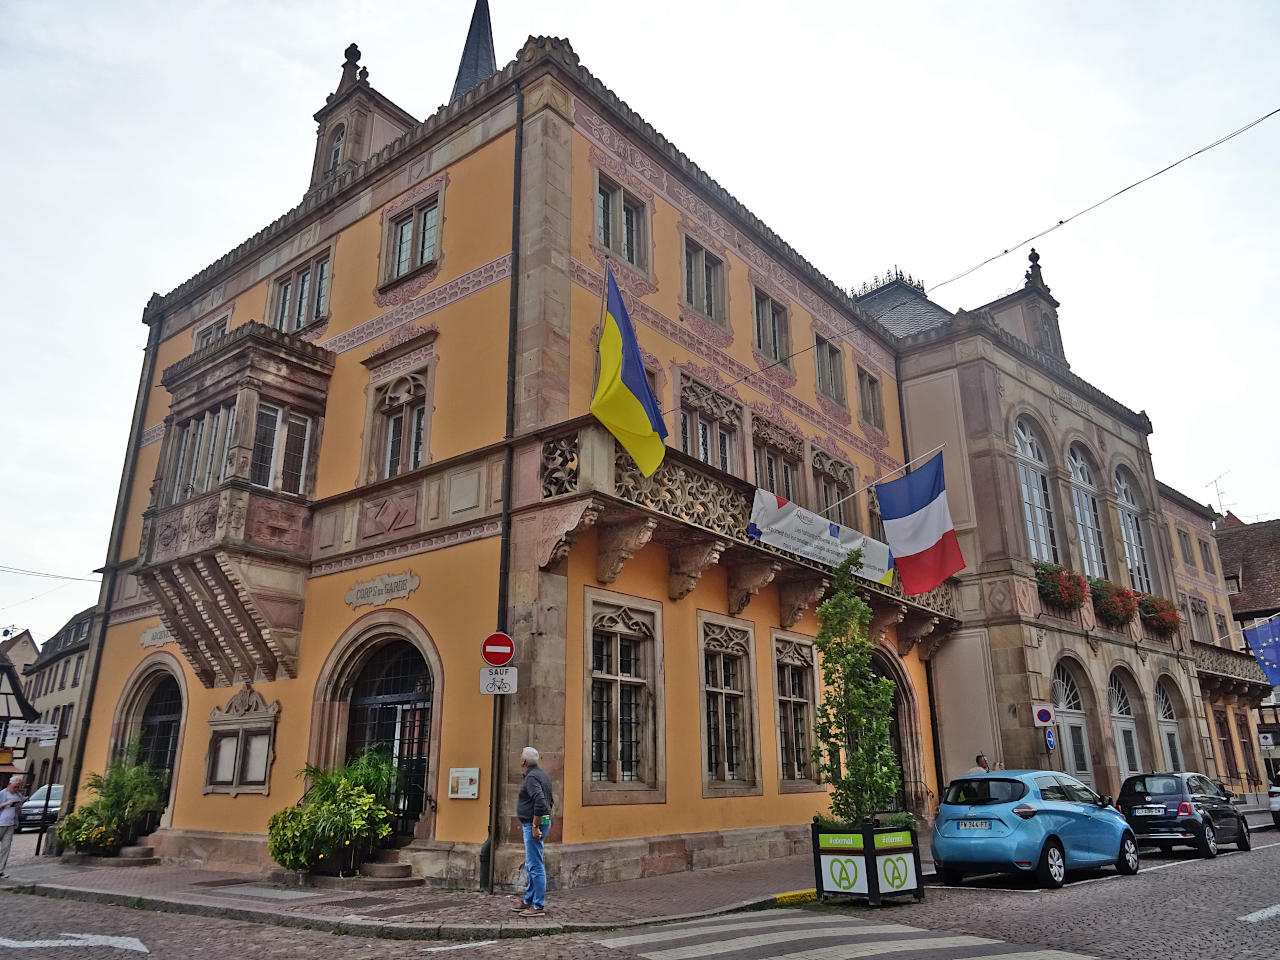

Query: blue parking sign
[1044,728,1056,751]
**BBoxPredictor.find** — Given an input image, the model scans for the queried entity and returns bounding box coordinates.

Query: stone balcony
[531,423,959,654]
[136,483,310,687]
[1193,639,1272,705]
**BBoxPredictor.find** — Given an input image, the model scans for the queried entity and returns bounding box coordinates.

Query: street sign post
[1032,704,1056,728]
[481,632,515,667]
[480,666,518,694]
[1044,728,1057,752]
[7,723,58,740]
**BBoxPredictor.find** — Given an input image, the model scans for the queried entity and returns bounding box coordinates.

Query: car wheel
[1237,819,1252,852]
[1037,839,1066,889]
[1116,834,1140,875]
[940,868,964,886]
[1198,822,1218,858]
[1273,812,1280,830]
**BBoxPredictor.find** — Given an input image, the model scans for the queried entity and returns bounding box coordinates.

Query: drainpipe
[482,80,523,894]
[66,306,164,818]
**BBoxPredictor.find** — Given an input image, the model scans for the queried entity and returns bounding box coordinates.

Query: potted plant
[809,552,925,905]
[1033,562,1089,611]
[57,743,166,857]
[1089,578,1138,630]
[267,747,399,878]
[1137,594,1180,638]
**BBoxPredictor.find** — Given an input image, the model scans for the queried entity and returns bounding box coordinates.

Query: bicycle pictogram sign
[828,857,859,891]
[881,855,910,889]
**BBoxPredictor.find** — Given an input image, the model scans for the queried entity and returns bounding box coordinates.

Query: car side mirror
[1097,795,1113,807]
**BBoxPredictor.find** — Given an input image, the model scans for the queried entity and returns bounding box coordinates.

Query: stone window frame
[1176,528,1196,567]
[193,310,232,350]
[812,449,855,528]
[752,416,804,504]
[203,685,281,797]
[1198,538,1216,575]
[163,400,238,506]
[581,587,667,806]
[681,234,727,327]
[771,628,824,795]
[249,401,313,496]
[814,333,846,406]
[678,371,742,478]
[856,364,885,431]
[381,193,442,288]
[752,288,792,368]
[595,169,650,273]
[271,248,333,334]
[358,327,440,486]
[323,124,345,178]
[697,611,763,798]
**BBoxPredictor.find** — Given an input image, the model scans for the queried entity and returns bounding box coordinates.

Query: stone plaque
[345,571,421,610]
[140,625,176,648]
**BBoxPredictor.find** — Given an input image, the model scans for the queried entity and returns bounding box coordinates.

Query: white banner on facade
[746,489,893,584]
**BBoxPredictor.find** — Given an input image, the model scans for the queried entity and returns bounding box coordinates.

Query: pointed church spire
[451,0,497,102]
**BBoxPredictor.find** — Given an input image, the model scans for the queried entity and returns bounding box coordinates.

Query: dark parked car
[17,783,62,831]
[1117,772,1250,857]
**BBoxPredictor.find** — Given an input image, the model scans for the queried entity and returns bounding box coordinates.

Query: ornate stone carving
[868,603,907,644]
[668,538,727,601]
[778,577,828,629]
[775,638,814,668]
[750,348,798,389]
[679,371,742,427]
[614,449,748,541]
[541,434,580,498]
[917,631,948,661]
[750,410,804,460]
[537,498,602,569]
[597,517,658,583]
[344,571,421,609]
[811,449,854,486]
[702,621,750,656]
[591,602,655,638]
[728,559,780,616]
[681,309,734,349]
[209,684,281,723]
[896,614,939,658]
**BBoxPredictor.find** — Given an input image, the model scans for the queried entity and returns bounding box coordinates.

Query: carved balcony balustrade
[1193,639,1271,706]
[136,322,334,688]
[535,424,959,650]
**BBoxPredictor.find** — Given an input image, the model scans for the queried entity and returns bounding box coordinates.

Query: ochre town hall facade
[73,18,1265,887]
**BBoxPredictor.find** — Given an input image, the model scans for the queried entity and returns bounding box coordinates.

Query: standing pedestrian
[512,746,553,917]
[0,775,28,877]
[965,754,991,776]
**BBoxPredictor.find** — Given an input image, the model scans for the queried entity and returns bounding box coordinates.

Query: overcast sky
[2,1,1277,643]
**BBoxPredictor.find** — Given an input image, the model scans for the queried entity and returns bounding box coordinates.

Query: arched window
[1068,446,1108,578]
[1109,672,1142,776]
[346,640,434,835]
[1114,468,1152,593]
[137,674,183,809]
[375,374,429,479]
[1052,664,1083,711]
[1052,663,1092,786]
[1015,418,1058,562]
[325,125,345,176]
[1155,681,1183,772]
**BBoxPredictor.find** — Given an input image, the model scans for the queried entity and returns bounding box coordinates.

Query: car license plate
[1134,807,1164,816]
[958,819,991,830]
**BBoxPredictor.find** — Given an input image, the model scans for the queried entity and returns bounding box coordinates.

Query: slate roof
[451,0,497,102]
[1215,518,1280,618]
[27,606,94,673]
[1157,481,1218,522]
[856,280,953,337]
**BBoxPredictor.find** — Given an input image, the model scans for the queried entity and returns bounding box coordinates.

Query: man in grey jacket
[513,746,553,917]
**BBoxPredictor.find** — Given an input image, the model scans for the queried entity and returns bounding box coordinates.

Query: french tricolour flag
[874,453,965,596]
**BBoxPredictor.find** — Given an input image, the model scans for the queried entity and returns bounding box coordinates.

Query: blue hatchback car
[932,770,1139,888]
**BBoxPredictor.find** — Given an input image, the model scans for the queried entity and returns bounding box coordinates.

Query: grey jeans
[0,824,14,874]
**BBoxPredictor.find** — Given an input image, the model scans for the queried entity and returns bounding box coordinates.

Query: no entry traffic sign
[481,631,515,667]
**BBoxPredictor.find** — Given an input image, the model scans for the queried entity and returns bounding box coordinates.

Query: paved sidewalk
[0,831,848,941]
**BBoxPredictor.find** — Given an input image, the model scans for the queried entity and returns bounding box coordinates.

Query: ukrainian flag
[590,267,668,477]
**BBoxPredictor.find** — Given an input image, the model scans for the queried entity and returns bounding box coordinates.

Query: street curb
[0,882,792,942]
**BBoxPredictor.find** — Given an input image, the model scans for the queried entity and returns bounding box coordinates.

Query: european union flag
[1245,618,1280,687]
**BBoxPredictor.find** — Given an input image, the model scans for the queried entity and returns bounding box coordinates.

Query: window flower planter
[1033,562,1089,611]
[1137,594,1180,638]
[1089,578,1138,630]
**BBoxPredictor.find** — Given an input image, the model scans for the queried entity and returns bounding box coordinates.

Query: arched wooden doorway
[1053,662,1094,788]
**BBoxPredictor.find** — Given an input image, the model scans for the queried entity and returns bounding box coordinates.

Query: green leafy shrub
[266,805,317,872]
[58,743,166,854]
[811,551,902,826]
